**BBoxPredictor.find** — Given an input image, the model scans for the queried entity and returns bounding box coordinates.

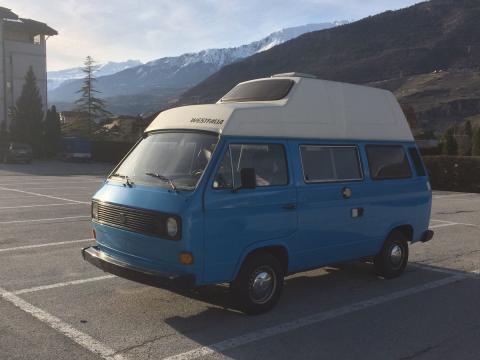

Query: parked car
[2,142,33,163]
[82,73,434,314]
[60,137,92,161]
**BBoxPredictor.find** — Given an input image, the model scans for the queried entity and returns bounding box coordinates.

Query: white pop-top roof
[146,75,414,142]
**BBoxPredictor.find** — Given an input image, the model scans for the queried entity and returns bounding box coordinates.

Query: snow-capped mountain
[49,22,347,112]
[48,60,142,90]
[140,22,348,75]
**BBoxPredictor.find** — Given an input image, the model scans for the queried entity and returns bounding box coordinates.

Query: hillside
[180,0,480,132]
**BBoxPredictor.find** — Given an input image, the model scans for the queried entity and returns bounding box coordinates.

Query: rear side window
[213,144,288,188]
[300,145,362,182]
[366,145,412,180]
[408,147,426,176]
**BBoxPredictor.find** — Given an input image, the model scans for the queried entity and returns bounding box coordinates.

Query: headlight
[166,217,178,237]
[92,202,99,220]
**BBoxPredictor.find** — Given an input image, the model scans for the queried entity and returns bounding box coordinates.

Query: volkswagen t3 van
[82,73,434,314]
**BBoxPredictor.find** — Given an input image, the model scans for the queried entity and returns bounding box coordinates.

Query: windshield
[111,132,218,190]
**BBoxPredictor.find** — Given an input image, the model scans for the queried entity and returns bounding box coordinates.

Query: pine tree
[0,121,8,158]
[473,128,480,156]
[74,56,111,137]
[442,127,458,155]
[463,120,473,156]
[43,105,61,157]
[9,66,44,155]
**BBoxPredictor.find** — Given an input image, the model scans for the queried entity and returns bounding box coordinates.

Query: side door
[291,143,370,271]
[203,139,298,283]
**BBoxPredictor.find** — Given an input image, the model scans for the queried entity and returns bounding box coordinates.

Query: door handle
[282,203,297,210]
[351,207,364,218]
[342,187,352,199]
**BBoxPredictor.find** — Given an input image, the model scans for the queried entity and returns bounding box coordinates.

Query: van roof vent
[271,72,317,79]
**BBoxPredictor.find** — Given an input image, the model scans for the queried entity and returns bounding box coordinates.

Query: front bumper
[82,246,195,290]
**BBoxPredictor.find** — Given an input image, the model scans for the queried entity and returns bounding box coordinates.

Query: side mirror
[240,168,256,189]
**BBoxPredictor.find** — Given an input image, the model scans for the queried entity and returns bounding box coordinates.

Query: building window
[33,35,41,45]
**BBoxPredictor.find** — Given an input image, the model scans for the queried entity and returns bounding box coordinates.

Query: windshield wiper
[145,172,178,191]
[110,173,134,187]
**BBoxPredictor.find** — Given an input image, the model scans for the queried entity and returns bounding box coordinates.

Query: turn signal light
[179,252,194,265]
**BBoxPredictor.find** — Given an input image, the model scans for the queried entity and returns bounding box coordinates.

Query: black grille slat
[93,201,178,239]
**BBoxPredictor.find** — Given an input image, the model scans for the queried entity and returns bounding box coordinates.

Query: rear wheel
[231,252,284,315]
[374,230,409,279]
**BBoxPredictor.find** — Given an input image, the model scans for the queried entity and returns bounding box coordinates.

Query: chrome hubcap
[250,267,276,304]
[390,244,403,267]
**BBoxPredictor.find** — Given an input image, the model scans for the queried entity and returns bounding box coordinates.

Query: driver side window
[213,143,288,189]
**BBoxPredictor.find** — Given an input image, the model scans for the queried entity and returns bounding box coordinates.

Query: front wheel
[374,231,409,279]
[231,252,284,315]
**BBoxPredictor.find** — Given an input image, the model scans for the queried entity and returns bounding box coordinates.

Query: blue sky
[4,0,424,70]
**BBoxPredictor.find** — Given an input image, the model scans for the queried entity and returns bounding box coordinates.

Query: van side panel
[288,140,431,273]
[357,142,431,250]
[202,137,298,284]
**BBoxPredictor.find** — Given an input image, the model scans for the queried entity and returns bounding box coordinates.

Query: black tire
[231,252,284,315]
[374,230,409,279]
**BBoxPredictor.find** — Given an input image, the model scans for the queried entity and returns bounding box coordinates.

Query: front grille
[93,201,180,240]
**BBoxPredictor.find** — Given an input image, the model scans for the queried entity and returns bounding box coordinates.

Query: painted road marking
[12,275,116,295]
[0,215,89,225]
[163,276,463,360]
[0,186,89,204]
[0,286,126,360]
[0,202,87,210]
[0,238,94,253]
[19,186,94,190]
[410,263,480,280]
[0,180,103,186]
[430,219,480,229]
[432,193,478,200]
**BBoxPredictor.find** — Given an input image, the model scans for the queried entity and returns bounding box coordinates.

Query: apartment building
[0,7,57,127]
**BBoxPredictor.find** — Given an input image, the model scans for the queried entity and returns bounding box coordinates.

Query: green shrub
[423,156,480,193]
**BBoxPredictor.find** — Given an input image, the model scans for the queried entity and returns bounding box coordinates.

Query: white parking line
[163,275,463,360]
[430,219,480,229]
[0,180,103,186]
[0,286,126,360]
[0,238,94,253]
[0,215,89,225]
[13,275,116,295]
[432,193,478,200]
[20,186,94,190]
[430,223,459,229]
[410,263,480,280]
[0,202,86,210]
[0,186,89,204]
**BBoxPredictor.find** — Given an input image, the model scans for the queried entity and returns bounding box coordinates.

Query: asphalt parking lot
[0,161,479,360]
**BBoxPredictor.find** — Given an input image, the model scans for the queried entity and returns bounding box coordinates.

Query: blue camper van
[82,73,433,314]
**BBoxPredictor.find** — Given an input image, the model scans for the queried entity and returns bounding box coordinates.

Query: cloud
[3,0,423,70]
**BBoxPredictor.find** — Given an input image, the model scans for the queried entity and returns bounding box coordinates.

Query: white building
[0,7,57,127]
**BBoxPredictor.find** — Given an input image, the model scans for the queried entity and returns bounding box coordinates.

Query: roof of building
[0,7,19,20]
[146,75,414,142]
[4,18,58,36]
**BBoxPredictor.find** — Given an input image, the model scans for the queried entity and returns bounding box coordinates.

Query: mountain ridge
[48,60,142,90]
[178,0,480,132]
[48,22,347,112]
